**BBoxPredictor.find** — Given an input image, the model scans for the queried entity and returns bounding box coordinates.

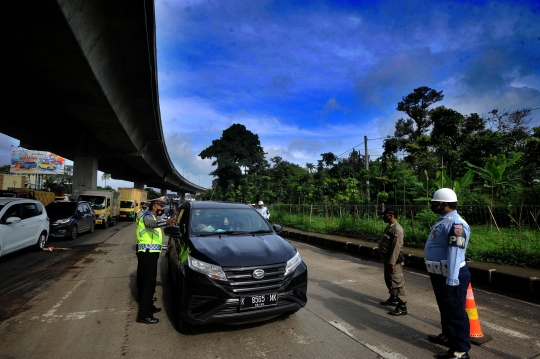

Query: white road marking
[329,320,408,359]
[42,280,85,318]
[482,321,531,339]
[285,328,311,344]
[240,337,274,357]
[331,279,356,284]
[29,309,135,323]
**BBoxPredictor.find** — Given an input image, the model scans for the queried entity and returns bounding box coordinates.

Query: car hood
[189,234,297,267]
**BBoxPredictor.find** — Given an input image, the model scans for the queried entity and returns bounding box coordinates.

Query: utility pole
[364,136,369,203]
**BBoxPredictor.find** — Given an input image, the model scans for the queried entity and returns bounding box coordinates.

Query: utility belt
[137,244,162,251]
[425,260,466,277]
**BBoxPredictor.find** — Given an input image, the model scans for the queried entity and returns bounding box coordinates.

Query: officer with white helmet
[256,200,270,221]
[425,188,471,359]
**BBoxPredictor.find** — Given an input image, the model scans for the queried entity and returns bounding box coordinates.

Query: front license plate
[240,293,278,310]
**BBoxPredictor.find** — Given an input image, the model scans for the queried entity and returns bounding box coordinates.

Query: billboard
[10,149,65,175]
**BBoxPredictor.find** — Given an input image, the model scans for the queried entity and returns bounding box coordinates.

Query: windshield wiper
[196,232,220,237]
[247,230,273,235]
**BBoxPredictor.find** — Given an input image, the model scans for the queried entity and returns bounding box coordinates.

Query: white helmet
[258,201,264,205]
[431,188,458,202]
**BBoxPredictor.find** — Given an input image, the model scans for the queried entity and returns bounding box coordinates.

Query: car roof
[187,201,254,210]
[0,197,42,205]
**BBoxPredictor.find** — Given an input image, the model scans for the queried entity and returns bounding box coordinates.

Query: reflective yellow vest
[137,212,162,253]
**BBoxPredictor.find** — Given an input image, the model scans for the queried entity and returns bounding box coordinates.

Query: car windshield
[46,202,77,217]
[191,208,272,235]
[78,195,106,210]
[120,201,134,208]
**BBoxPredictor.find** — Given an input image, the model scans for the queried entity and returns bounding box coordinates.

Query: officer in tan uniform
[378,207,407,316]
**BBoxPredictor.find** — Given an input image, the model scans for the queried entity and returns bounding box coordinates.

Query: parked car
[164,201,308,332]
[0,198,49,257]
[46,201,96,240]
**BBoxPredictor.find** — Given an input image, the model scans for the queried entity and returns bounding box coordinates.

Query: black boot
[388,303,407,316]
[380,296,399,305]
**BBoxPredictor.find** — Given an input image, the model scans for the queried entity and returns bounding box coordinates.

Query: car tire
[70,225,78,240]
[103,219,109,229]
[89,221,95,233]
[35,231,47,250]
[111,217,117,226]
[174,281,191,333]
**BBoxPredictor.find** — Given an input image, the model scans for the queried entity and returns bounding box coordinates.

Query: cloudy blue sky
[1,0,539,191]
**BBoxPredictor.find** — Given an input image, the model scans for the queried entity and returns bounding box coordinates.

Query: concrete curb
[282,228,540,301]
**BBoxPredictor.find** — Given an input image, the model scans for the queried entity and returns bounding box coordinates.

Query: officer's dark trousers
[429,265,471,353]
[137,251,159,319]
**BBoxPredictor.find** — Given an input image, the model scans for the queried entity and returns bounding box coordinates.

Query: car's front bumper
[175,262,308,326]
[49,223,72,237]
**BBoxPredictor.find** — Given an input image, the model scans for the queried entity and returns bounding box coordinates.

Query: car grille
[220,263,292,294]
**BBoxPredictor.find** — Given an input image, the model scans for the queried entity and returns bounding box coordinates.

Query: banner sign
[10,149,65,175]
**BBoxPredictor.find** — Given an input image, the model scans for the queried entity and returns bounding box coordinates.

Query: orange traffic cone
[465,283,492,345]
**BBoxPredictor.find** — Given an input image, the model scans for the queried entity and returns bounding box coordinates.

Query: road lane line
[42,280,85,318]
[482,321,530,339]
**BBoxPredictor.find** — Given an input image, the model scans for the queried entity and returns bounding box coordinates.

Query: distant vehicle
[46,201,96,240]
[78,190,120,228]
[0,198,49,257]
[165,201,308,332]
[20,162,37,169]
[118,188,148,221]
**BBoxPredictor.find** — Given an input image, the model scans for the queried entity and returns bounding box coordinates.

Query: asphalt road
[0,223,539,359]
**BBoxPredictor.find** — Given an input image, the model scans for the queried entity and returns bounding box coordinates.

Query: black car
[46,201,96,240]
[164,201,308,331]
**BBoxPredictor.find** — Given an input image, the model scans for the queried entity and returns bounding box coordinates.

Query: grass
[271,208,540,269]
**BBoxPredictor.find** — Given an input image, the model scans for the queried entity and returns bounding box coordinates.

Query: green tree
[101,173,111,187]
[383,86,444,177]
[43,165,73,194]
[144,187,161,200]
[200,124,268,190]
[0,164,10,174]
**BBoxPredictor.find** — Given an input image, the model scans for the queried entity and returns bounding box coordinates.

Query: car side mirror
[273,224,282,233]
[6,217,21,224]
[164,226,182,238]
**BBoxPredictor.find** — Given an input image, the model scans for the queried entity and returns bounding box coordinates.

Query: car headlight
[188,255,227,281]
[284,251,302,276]
[55,218,70,224]
[98,214,105,219]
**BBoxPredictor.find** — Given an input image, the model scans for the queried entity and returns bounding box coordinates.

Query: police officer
[378,207,407,316]
[425,188,471,359]
[136,201,148,223]
[136,198,175,324]
[256,201,270,220]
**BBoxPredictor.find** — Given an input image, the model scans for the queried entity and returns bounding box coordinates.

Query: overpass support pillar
[160,188,167,197]
[134,181,145,190]
[72,157,98,196]
[180,193,185,202]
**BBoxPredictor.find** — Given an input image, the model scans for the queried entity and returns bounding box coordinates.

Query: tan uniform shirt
[378,221,404,265]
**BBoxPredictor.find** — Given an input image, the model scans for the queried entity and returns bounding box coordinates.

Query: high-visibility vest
[136,212,162,252]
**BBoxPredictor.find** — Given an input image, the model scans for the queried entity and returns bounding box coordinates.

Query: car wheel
[70,225,78,240]
[35,231,47,250]
[174,281,191,333]
[103,219,109,229]
[89,221,95,233]
[111,217,117,226]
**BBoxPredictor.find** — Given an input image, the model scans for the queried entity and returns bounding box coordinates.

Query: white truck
[78,190,120,228]
[118,188,148,221]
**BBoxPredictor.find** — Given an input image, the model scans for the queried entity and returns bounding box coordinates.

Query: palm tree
[101,172,111,187]
[305,163,315,174]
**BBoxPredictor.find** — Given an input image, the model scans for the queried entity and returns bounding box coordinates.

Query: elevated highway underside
[0,0,204,194]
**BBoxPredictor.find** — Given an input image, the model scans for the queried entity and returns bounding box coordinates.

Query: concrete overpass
[0,0,206,196]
